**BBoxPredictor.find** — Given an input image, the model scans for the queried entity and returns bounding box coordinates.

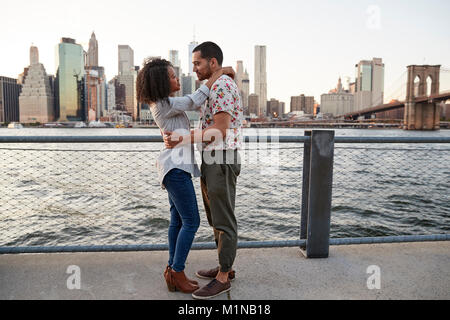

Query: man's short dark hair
[193,42,223,66]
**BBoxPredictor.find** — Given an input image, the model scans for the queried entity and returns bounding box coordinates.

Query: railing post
[300,131,312,251]
[305,130,335,258]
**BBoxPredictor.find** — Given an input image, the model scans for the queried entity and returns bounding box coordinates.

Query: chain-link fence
[0,141,304,248]
[332,143,450,238]
[0,136,449,250]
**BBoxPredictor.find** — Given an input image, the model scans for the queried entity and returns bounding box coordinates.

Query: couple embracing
[136,42,243,300]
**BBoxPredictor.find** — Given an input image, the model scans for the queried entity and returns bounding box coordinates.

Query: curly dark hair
[136,58,172,104]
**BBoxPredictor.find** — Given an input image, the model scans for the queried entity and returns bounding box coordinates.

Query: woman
[136,58,234,294]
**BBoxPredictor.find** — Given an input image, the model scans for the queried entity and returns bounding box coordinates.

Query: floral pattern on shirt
[200,75,243,151]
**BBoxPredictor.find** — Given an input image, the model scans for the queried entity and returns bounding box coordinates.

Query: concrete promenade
[0,242,449,300]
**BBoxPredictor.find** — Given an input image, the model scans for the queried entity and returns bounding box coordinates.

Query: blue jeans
[163,169,200,273]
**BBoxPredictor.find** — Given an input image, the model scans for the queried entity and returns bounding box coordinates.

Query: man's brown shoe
[196,267,236,282]
[192,279,231,300]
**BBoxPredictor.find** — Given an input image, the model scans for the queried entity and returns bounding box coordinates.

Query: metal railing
[0,132,449,256]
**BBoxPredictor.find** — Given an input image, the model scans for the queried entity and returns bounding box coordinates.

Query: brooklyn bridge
[249,65,450,131]
[342,65,450,130]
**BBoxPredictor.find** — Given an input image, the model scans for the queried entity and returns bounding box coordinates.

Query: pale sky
[1,0,449,109]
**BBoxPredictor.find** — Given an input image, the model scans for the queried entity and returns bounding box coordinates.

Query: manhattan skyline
[1,0,450,107]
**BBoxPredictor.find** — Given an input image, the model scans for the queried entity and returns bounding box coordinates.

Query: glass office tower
[56,38,85,122]
[354,58,385,111]
[0,76,21,123]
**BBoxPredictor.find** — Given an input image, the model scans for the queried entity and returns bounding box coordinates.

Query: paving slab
[0,242,449,300]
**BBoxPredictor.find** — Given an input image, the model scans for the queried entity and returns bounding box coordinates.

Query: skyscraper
[235,61,250,113]
[85,66,106,121]
[87,32,98,67]
[354,58,385,111]
[56,38,85,122]
[236,61,244,86]
[182,74,196,96]
[188,40,198,76]
[168,51,183,98]
[19,46,55,124]
[107,80,116,111]
[111,76,125,111]
[242,72,250,111]
[85,33,107,121]
[117,45,137,120]
[0,76,21,123]
[248,94,259,117]
[169,50,180,68]
[118,45,134,75]
[254,45,267,116]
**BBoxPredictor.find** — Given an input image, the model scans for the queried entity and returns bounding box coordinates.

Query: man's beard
[199,66,213,81]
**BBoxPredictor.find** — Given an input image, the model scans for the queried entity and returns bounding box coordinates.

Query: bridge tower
[404,65,441,130]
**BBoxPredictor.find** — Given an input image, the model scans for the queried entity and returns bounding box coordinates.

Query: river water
[0,128,449,247]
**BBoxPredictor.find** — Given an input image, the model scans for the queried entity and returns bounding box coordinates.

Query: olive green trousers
[200,150,241,273]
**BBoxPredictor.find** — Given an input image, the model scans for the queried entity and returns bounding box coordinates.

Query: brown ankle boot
[164,266,172,290]
[164,266,198,288]
[168,269,199,293]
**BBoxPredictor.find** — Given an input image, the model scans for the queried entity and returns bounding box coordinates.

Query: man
[164,41,243,300]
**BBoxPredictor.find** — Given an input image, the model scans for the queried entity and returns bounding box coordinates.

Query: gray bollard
[305,130,335,258]
[300,131,312,251]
